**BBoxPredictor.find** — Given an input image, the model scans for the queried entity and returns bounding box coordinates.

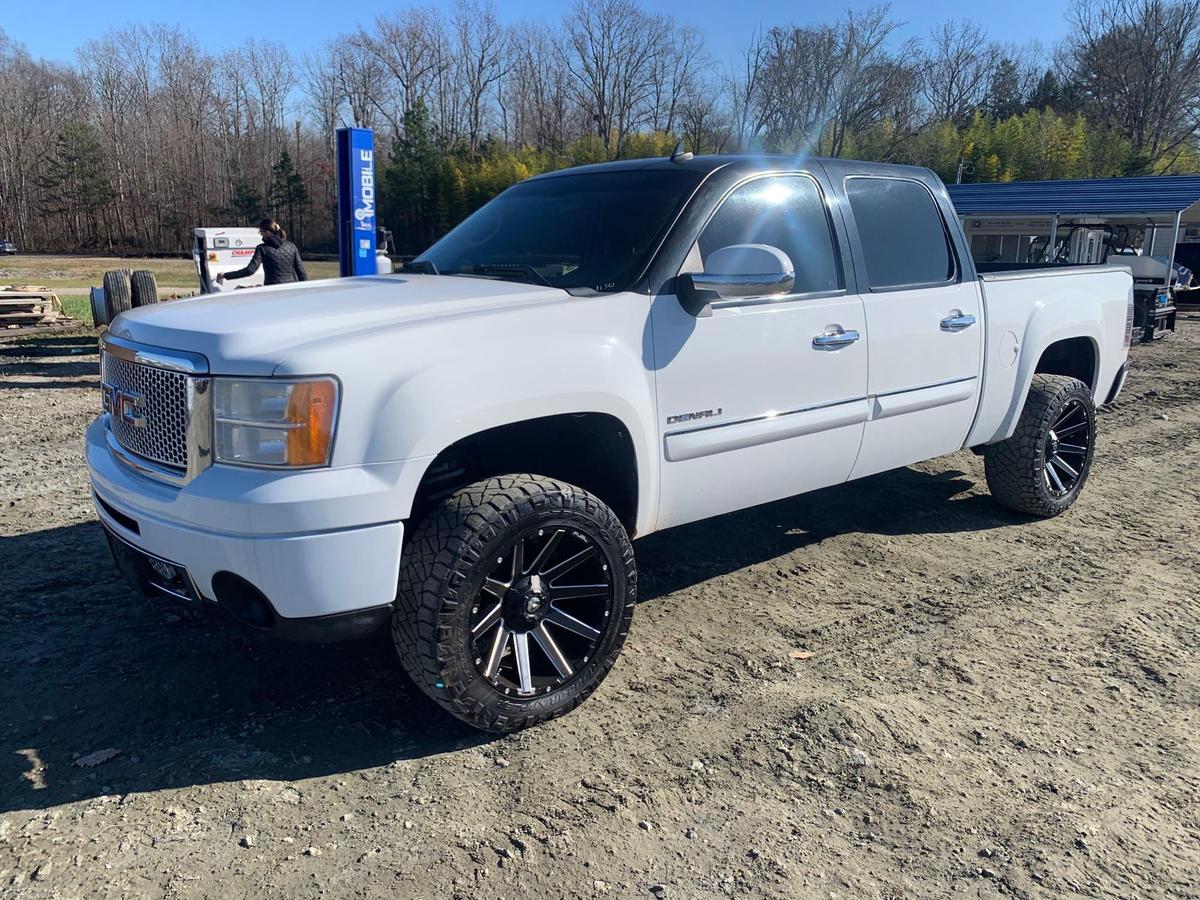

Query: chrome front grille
[99,334,212,485]
[102,352,189,468]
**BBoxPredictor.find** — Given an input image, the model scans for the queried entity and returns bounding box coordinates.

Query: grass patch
[1,254,339,295]
[59,295,92,323]
[3,254,341,324]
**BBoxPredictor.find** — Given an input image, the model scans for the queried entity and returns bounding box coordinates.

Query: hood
[107,274,569,375]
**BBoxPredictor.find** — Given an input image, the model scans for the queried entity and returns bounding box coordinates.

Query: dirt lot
[1,320,1198,899]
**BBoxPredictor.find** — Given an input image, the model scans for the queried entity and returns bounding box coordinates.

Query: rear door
[837,175,984,479]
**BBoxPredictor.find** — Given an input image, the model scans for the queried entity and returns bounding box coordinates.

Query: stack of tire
[91,269,159,328]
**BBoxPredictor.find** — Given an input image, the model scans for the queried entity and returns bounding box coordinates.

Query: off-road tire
[102,269,132,321]
[985,374,1096,517]
[393,474,636,732]
[130,270,159,307]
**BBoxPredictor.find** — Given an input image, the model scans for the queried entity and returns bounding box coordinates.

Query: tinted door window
[845,178,954,289]
[689,175,842,296]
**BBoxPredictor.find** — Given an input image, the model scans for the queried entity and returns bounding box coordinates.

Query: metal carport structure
[947,174,1200,273]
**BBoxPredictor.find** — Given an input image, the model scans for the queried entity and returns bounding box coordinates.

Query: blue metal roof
[947,174,1200,219]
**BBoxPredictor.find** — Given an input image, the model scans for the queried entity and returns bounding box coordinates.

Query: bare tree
[302,44,346,139]
[9,0,1200,255]
[920,20,1000,124]
[727,27,770,150]
[453,0,508,153]
[748,7,919,157]
[562,0,665,157]
[1065,0,1200,160]
[328,35,384,129]
[679,84,731,154]
[827,9,921,157]
[361,7,446,136]
[646,24,705,135]
[503,23,580,151]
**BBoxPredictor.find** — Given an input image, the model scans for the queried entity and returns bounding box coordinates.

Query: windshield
[414,168,705,292]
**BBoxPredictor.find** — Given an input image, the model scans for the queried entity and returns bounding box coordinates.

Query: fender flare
[996,311,1101,442]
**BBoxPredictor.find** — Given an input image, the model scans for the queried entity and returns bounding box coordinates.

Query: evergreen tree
[231,178,263,225]
[270,150,309,243]
[380,100,447,254]
[987,58,1026,120]
[37,123,113,247]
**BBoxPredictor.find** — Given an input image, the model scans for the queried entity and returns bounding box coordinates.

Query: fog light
[211,571,276,629]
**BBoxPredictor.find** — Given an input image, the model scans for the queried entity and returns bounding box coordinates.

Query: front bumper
[87,416,406,639]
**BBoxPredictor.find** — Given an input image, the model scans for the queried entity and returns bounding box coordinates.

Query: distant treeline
[2,0,1200,256]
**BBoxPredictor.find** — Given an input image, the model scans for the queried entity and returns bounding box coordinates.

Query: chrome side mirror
[677,244,795,317]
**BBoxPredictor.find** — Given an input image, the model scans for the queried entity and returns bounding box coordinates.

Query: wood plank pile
[0,286,67,329]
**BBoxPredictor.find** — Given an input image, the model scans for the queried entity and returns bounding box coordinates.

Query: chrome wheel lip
[1043,398,1091,498]
[468,523,616,698]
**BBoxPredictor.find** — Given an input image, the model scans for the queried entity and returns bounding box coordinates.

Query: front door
[837,176,984,479]
[650,173,869,530]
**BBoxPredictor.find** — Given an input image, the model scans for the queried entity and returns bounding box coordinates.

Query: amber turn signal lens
[285,379,337,466]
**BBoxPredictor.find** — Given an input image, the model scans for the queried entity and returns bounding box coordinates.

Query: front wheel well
[411,413,639,535]
[1034,336,1097,390]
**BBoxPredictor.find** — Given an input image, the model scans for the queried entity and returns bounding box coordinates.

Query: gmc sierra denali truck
[88,155,1133,732]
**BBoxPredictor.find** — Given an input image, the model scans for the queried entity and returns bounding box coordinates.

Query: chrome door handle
[941,312,977,331]
[812,326,861,350]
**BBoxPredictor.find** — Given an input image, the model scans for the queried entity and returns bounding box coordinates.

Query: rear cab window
[844,177,956,290]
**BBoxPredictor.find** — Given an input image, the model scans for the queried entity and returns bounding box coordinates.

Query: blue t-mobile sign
[336,127,378,277]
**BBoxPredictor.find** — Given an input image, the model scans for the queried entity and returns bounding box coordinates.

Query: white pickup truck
[88,156,1133,732]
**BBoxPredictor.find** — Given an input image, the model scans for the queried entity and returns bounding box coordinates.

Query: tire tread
[102,269,132,321]
[130,270,159,307]
[393,474,635,733]
[984,374,1095,517]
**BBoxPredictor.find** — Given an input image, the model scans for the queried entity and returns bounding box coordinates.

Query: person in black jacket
[218,218,308,286]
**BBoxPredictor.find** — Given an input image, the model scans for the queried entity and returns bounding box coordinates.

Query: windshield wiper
[405,259,439,275]
[468,263,551,287]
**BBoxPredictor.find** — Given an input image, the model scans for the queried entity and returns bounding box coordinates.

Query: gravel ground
[1,320,1198,899]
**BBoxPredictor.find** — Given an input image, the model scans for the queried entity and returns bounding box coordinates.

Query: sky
[6,0,1072,65]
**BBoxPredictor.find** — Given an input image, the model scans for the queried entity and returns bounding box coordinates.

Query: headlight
[213,377,339,468]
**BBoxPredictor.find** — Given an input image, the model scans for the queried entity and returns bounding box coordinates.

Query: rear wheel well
[411,413,639,535]
[1034,337,1097,390]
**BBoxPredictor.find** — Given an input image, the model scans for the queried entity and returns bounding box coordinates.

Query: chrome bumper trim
[104,420,189,487]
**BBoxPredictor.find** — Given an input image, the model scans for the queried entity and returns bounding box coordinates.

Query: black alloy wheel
[1041,397,1091,497]
[394,474,636,732]
[469,525,616,698]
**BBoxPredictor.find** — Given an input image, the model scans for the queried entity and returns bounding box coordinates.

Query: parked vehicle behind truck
[88,155,1133,732]
[1110,248,1182,340]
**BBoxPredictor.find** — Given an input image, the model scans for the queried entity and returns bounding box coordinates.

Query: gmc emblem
[102,383,147,428]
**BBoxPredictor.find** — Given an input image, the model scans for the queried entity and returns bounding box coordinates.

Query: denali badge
[666,408,722,425]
